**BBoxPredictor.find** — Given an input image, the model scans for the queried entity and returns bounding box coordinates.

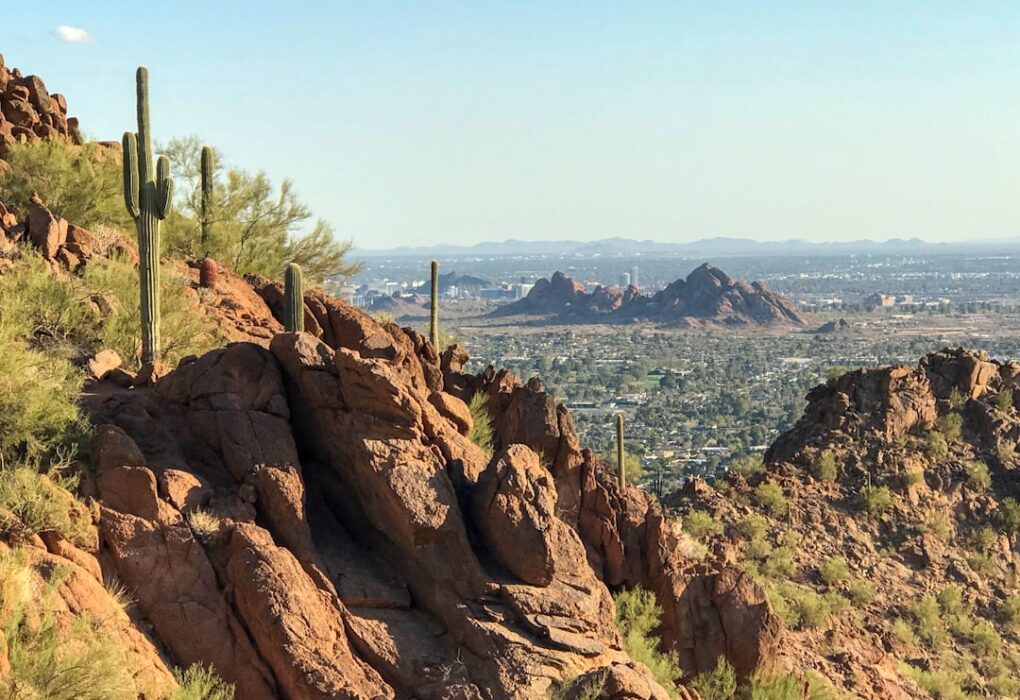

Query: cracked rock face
[84,281,779,698]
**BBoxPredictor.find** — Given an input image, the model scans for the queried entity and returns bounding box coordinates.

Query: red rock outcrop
[492,263,807,327]
[0,53,80,163]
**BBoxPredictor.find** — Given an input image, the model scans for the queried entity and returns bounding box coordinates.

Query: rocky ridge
[0,53,80,165]
[493,264,808,327]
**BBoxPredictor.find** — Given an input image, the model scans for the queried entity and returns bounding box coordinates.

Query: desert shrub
[999,594,1020,626]
[892,618,917,646]
[911,595,947,649]
[744,535,773,561]
[690,657,736,700]
[996,440,1015,465]
[683,510,723,540]
[859,485,893,515]
[729,454,764,478]
[925,430,949,460]
[754,482,788,518]
[613,588,682,691]
[903,469,924,487]
[172,664,235,700]
[998,497,1020,536]
[996,388,1014,411]
[83,257,223,369]
[467,392,494,458]
[0,550,138,700]
[846,578,874,605]
[947,388,967,410]
[775,584,836,630]
[187,509,221,539]
[0,465,93,547]
[898,662,972,700]
[965,461,991,490]
[747,671,805,700]
[969,620,1001,656]
[817,556,849,586]
[967,552,999,578]
[737,515,768,540]
[0,140,131,231]
[970,526,997,553]
[936,585,966,616]
[937,413,962,440]
[811,451,838,482]
[761,542,797,579]
[918,509,952,541]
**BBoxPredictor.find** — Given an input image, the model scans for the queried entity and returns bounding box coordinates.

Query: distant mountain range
[354,235,1020,258]
[492,263,808,328]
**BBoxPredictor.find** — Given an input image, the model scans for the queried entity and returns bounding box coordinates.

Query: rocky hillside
[668,348,1020,699]
[0,53,80,163]
[493,264,808,327]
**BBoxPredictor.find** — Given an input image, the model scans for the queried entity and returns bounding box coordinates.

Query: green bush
[613,588,682,691]
[467,392,494,458]
[998,594,1020,626]
[969,620,1001,656]
[947,388,967,410]
[730,454,764,478]
[172,664,235,700]
[817,556,850,586]
[965,461,991,490]
[996,440,1015,465]
[892,618,917,646]
[0,140,131,231]
[748,672,806,700]
[691,658,736,700]
[761,542,797,579]
[811,451,838,482]
[937,413,962,440]
[0,550,138,700]
[925,430,949,460]
[898,662,971,700]
[684,510,723,540]
[0,466,93,547]
[859,485,893,515]
[754,482,788,518]
[737,515,768,540]
[996,388,1014,411]
[911,595,947,649]
[998,497,1020,536]
[846,578,874,605]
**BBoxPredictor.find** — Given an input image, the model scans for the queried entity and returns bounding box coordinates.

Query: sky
[3,2,1020,250]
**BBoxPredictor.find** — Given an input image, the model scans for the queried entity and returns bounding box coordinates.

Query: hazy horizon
[6,2,1019,249]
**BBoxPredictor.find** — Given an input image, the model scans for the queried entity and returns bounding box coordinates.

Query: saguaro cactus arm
[155,155,173,218]
[284,263,305,333]
[122,132,140,219]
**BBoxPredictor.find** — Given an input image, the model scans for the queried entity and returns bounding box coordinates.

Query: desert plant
[965,461,991,490]
[892,618,917,646]
[846,579,874,605]
[859,485,893,515]
[187,509,221,539]
[997,388,1014,411]
[0,140,131,231]
[0,465,93,547]
[172,664,234,700]
[284,262,305,332]
[911,595,947,649]
[683,511,723,540]
[747,672,804,700]
[937,413,962,440]
[729,454,764,478]
[755,482,788,518]
[429,259,439,349]
[200,145,214,249]
[925,430,949,460]
[613,588,682,691]
[468,392,494,457]
[999,594,1020,626]
[818,556,850,586]
[947,388,967,410]
[812,451,838,482]
[996,440,1016,465]
[738,515,768,541]
[691,657,736,700]
[969,620,1001,656]
[999,497,1020,536]
[122,66,174,364]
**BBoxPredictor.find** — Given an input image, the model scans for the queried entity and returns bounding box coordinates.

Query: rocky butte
[492,263,808,327]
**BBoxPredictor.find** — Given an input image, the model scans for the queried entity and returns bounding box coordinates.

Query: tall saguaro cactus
[200,145,214,249]
[616,414,626,488]
[284,263,304,332]
[123,66,173,365]
[429,259,440,349]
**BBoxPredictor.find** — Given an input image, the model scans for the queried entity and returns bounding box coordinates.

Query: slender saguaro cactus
[429,259,440,349]
[123,66,173,365]
[200,145,214,248]
[284,263,304,332]
[616,414,626,488]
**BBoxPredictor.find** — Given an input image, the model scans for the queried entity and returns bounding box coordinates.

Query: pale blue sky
[3,2,1019,249]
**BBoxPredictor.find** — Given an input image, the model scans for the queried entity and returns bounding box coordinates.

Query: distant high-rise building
[630,266,640,288]
[618,272,631,288]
